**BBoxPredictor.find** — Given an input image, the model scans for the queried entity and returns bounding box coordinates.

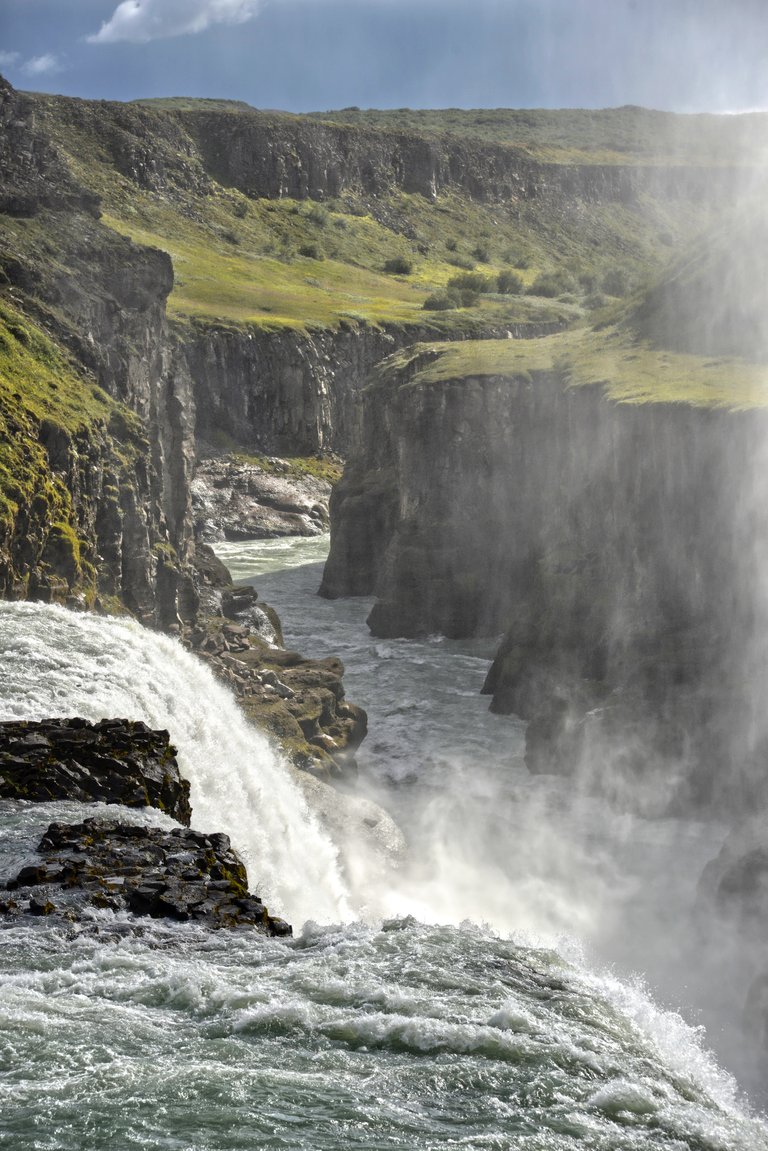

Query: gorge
[3,70,768,1147]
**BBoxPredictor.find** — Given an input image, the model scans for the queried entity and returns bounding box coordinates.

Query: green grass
[232,452,344,484]
[0,296,142,594]
[385,327,768,410]
[26,94,721,335]
[305,106,768,167]
[0,297,120,432]
[100,193,578,331]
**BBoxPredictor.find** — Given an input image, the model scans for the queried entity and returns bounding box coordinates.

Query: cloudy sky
[1,0,766,114]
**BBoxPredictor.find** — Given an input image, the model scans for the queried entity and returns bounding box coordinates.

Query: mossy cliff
[0,76,197,625]
[4,72,768,789]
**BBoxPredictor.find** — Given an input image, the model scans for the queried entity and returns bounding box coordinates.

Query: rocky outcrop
[324,345,768,814]
[188,611,367,781]
[188,321,537,458]
[193,456,331,541]
[0,78,198,627]
[0,718,192,823]
[2,817,291,934]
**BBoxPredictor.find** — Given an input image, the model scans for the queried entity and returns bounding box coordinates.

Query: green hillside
[14,94,730,336]
[306,105,768,167]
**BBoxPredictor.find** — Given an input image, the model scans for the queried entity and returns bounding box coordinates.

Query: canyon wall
[322,348,768,814]
[0,77,198,626]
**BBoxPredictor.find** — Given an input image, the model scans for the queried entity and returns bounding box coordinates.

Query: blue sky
[1,0,767,114]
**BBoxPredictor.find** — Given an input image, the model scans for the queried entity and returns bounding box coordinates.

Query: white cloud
[22,53,62,76]
[87,0,261,45]
[0,51,20,68]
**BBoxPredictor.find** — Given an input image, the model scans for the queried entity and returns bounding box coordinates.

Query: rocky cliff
[179,104,746,208]
[322,335,768,815]
[0,76,198,626]
[5,72,768,793]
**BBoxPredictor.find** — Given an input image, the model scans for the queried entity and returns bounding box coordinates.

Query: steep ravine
[322,347,768,817]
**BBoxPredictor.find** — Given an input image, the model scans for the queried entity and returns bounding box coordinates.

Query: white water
[0,600,351,925]
[1,554,767,1147]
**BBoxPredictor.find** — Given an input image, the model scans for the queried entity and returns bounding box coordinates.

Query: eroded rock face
[0,718,192,824]
[324,351,768,815]
[187,616,367,782]
[0,79,198,628]
[1,817,291,935]
[193,456,331,542]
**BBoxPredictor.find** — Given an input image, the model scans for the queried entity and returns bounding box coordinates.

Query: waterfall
[0,601,352,925]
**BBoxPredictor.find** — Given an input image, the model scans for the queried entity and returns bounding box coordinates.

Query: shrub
[423,291,459,310]
[496,269,524,295]
[527,270,575,298]
[447,255,475,270]
[445,237,458,252]
[383,256,413,275]
[232,201,248,219]
[298,243,324,260]
[601,268,629,296]
[504,249,532,269]
[306,203,328,228]
[472,243,490,262]
[447,271,493,294]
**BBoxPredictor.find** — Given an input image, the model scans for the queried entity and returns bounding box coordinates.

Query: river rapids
[0,537,766,1150]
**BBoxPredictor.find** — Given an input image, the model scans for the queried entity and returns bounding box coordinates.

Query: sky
[0,0,767,114]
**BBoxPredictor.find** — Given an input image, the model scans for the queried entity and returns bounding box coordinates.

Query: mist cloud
[88,0,261,45]
[0,52,20,68]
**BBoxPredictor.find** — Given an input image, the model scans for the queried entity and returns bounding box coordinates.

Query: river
[0,536,765,1149]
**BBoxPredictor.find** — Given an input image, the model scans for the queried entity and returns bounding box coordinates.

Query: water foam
[0,601,351,925]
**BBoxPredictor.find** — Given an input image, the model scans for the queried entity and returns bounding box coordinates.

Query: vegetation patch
[232,452,344,485]
[0,296,143,597]
[386,327,768,411]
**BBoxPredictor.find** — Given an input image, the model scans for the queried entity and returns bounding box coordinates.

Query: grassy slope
[386,328,768,410]
[370,186,768,412]
[12,93,766,414]
[27,95,723,335]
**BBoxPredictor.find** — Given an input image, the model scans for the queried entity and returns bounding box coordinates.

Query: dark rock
[3,817,291,935]
[0,718,191,824]
[325,344,768,816]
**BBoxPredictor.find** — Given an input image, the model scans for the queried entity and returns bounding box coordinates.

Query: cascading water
[1,575,768,1148]
[0,600,351,925]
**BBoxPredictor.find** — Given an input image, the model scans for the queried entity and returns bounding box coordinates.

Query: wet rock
[0,718,192,825]
[3,817,291,935]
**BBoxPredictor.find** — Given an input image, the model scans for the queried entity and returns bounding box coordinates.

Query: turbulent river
[1,535,767,1149]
